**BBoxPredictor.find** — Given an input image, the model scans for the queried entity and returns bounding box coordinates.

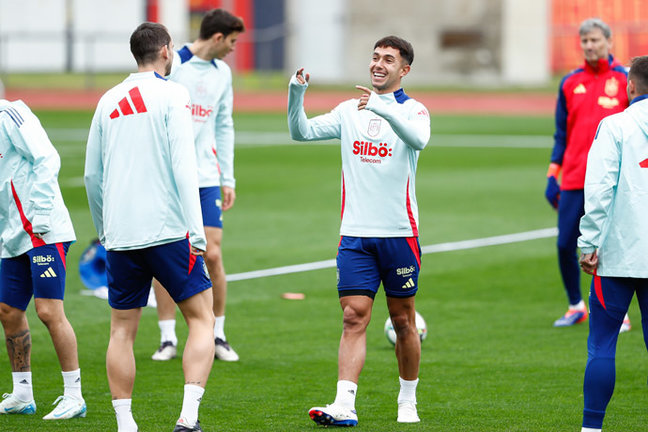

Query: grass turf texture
[0,111,646,431]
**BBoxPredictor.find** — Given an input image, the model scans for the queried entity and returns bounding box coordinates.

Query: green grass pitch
[0,110,646,431]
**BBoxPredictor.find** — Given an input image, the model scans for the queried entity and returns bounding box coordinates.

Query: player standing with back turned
[288,35,430,426]
[85,22,214,432]
[578,55,648,432]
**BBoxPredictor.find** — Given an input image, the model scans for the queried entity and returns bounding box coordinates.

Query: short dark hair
[374,36,414,66]
[199,9,245,40]
[629,56,648,95]
[130,22,171,66]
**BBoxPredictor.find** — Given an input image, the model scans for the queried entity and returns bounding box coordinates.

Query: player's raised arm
[287,68,342,142]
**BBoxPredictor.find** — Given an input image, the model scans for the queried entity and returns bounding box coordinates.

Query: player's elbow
[409,138,428,151]
[288,127,308,141]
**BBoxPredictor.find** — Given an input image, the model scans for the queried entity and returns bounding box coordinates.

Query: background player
[85,22,214,432]
[578,55,648,432]
[151,8,244,363]
[0,99,86,419]
[546,18,630,329]
[288,36,430,426]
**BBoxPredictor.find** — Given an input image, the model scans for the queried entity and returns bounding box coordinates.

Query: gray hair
[579,18,612,39]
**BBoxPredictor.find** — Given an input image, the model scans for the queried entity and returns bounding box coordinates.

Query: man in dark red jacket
[546,18,630,329]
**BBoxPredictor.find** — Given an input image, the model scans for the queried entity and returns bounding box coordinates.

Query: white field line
[226,227,557,282]
[48,128,551,149]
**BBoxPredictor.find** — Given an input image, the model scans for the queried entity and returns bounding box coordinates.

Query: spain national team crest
[196,81,208,96]
[605,77,619,97]
[367,119,381,137]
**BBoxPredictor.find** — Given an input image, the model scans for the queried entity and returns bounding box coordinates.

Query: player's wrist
[546,162,561,178]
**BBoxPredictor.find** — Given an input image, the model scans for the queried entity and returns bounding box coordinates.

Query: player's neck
[189,39,215,61]
[374,84,401,95]
[138,64,166,77]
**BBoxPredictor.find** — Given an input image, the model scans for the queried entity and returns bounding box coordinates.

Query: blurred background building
[0,0,647,86]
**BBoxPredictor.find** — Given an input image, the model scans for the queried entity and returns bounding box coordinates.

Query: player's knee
[0,303,22,326]
[391,314,416,339]
[35,304,60,326]
[204,247,223,267]
[342,305,370,331]
[186,307,214,330]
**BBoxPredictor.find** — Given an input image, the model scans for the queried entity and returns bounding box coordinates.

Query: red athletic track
[4,88,555,115]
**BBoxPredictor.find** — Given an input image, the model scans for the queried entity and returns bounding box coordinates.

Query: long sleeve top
[84,71,206,251]
[578,95,648,277]
[0,99,75,258]
[288,75,430,237]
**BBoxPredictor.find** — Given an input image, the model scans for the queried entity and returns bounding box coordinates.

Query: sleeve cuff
[221,179,236,189]
[579,246,596,255]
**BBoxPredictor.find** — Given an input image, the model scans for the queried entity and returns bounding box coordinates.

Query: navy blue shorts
[336,236,421,299]
[0,242,71,311]
[200,186,223,228]
[106,238,211,310]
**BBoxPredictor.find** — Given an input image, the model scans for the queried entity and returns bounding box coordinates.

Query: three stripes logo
[0,106,24,127]
[40,267,57,278]
[402,278,415,289]
[110,87,148,120]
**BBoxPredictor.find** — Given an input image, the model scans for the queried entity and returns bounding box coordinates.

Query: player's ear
[212,32,225,44]
[160,43,170,60]
[627,78,636,100]
[400,63,411,78]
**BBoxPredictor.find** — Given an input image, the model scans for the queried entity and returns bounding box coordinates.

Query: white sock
[569,300,586,310]
[581,428,601,432]
[112,399,138,432]
[179,384,204,426]
[12,371,33,401]
[213,316,226,340]
[62,368,83,400]
[159,319,177,345]
[333,380,357,410]
[398,377,419,404]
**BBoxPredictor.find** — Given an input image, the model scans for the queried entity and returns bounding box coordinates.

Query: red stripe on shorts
[406,237,421,268]
[56,243,66,269]
[594,273,606,310]
[187,233,196,275]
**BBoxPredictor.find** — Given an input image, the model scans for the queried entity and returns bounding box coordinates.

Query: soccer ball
[384,311,427,346]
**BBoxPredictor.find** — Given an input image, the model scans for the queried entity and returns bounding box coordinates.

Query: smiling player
[288,36,430,426]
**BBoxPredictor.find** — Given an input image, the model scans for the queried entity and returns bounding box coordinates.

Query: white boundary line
[226,227,557,282]
[48,129,551,149]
